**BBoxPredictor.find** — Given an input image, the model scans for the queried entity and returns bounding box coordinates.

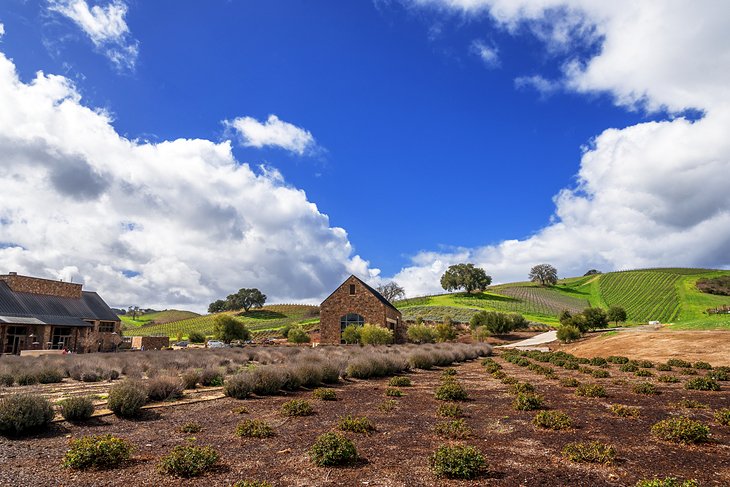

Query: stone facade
[320,275,405,344]
[131,336,169,350]
[0,273,82,299]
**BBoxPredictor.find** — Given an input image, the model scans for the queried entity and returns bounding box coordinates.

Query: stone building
[320,275,405,344]
[0,272,121,355]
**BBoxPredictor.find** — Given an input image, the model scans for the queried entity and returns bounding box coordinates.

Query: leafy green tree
[359,324,394,345]
[469,311,523,334]
[341,325,361,344]
[440,264,492,294]
[213,315,250,343]
[434,321,457,342]
[582,307,609,330]
[376,281,406,303]
[207,299,227,313]
[188,331,206,343]
[529,264,558,286]
[607,306,627,325]
[287,326,310,343]
[557,325,581,343]
[226,288,267,313]
[406,324,436,344]
[584,269,602,276]
[558,310,573,326]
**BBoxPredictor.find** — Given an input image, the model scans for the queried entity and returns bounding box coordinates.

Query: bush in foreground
[236,419,274,438]
[430,444,485,480]
[684,377,720,391]
[224,373,255,399]
[561,441,616,464]
[635,478,699,487]
[437,403,463,418]
[313,388,337,401]
[338,415,375,434]
[633,382,660,395]
[0,394,54,435]
[575,383,607,398]
[556,325,582,343]
[233,481,273,487]
[309,432,358,467]
[651,417,710,444]
[359,324,394,345]
[388,376,412,387]
[146,376,184,402]
[609,404,640,417]
[715,408,730,426]
[533,410,572,430]
[158,444,219,478]
[180,422,202,433]
[435,381,468,401]
[62,435,132,470]
[107,381,148,418]
[434,419,471,439]
[281,399,313,417]
[513,393,544,411]
[58,396,95,422]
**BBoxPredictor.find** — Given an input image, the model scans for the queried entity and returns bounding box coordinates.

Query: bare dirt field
[562,330,730,366]
[1,350,729,486]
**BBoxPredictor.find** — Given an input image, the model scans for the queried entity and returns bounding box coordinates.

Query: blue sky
[0,1,728,309]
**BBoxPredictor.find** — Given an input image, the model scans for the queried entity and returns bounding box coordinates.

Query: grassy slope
[397,268,730,330]
[120,310,201,329]
[127,304,319,339]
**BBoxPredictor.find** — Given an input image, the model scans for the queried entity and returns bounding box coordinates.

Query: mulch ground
[1,352,729,486]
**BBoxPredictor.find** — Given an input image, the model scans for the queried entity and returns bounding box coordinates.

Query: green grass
[128,304,319,338]
[120,310,200,329]
[398,268,730,329]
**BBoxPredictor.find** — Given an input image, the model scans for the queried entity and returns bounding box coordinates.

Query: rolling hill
[396,268,730,329]
[128,304,319,339]
[120,309,201,330]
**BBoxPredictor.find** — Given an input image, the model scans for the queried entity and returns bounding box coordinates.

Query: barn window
[349,284,356,295]
[340,313,364,331]
[98,321,116,333]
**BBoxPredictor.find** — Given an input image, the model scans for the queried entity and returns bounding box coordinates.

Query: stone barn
[320,275,405,344]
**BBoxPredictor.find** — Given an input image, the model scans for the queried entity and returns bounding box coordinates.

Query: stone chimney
[0,273,83,299]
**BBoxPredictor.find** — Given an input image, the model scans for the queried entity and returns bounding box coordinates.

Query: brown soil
[2,353,730,486]
[562,330,730,366]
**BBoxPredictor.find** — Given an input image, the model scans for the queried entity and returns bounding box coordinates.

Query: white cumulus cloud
[48,0,138,71]
[391,1,730,296]
[0,51,375,311]
[226,114,319,156]
[470,39,499,67]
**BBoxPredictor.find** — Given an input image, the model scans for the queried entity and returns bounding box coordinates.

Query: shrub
[562,441,616,464]
[378,399,398,412]
[563,361,579,370]
[693,361,712,370]
[575,383,606,398]
[388,376,411,387]
[672,399,708,409]
[651,417,709,444]
[213,315,251,343]
[491,370,506,380]
[15,372,38,386]
[434,419,471,439]
[533,410,572,430]
[406,323,436,343]
[281,399,313,417]
[501,376,518,385]
[385,387,403,397]
[0,373,13,387]
[607,356,629,364]
[58,396,94,422]
[338,415,375,434]
[146,376,184,402]
[472,326,491,342]
[715,408,730,426]
[236,419,274,438]
[233,482,273,487]
[224,373,255,399]
[408,352,434,370]
[658,375,680,383]
[199,368,224,387]
[680,368,698,375]
[313,388,337,401]
[107,381,148,418]
[435,381,468,401]
[633,382,659,395]
[592,369,610,378]
[638,360,654,368]
[309,432,358,466]
[442,368,457,377]
[182,370,200,389]
[0,394,54,434]
[430,444,485,479]
[685,377,720,391]
[590,357,608,367]
[667,359,692,368]
[287,327,310,344]
[434,322,457,342]
[708,367,729,381]
[341,324,361,344]
[560,377,580,388]
[437,403,463,418]
[609,404,640,417]
[158,445,220,478]
[557,325,581,343]
[508,382,535,395]
[188,331,206,343]
[359,324,394,345]
[635,478,699,487]
[37,367,64,384]
[635,369,654,377]
[657,363,672,371]
[513,393,544,411]
[620,363,639,373]
[62,435,132,470]
[180,422,202,433]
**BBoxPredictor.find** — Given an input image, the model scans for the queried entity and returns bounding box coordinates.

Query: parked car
[206,340,228,348]
[174,341,189,348]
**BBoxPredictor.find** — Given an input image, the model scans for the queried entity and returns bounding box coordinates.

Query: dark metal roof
[0,281,118,327]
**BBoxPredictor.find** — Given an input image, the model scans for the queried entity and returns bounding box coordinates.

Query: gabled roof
[0,281,118,327]
[322,275,400,313]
